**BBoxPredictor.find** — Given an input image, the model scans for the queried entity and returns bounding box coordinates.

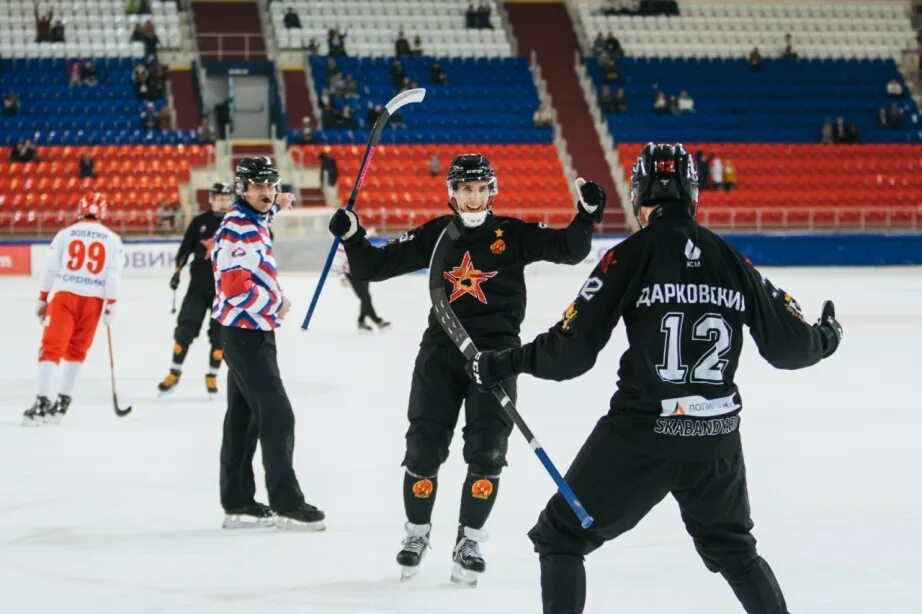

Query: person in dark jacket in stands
[430,60,448,85]
[35,6,53,43]
[283,7,301,29]
[395,31,412,56]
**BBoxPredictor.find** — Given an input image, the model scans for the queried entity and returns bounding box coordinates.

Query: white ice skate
[450,526,487,587]
[397,522,431,581]
[221,502,276,529]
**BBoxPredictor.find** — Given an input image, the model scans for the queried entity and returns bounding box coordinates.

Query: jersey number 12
[656,312,732,384]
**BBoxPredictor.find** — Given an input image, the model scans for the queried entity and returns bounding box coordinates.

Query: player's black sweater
[343,212,594,349]
[505,208,830,460]
[176,210,224,292]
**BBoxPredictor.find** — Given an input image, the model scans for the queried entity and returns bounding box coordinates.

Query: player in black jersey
[329,153,605,584]
[468,143,844,613]
[157,182,233,396]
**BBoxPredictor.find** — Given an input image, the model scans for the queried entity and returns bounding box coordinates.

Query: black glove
[329,208,363,241]
[169,269,181,291]
[575,177,606,223]
[466,349,517,391]
[814,300,843,358]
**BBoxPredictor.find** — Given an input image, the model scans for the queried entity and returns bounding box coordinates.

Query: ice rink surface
[1,266,920,613]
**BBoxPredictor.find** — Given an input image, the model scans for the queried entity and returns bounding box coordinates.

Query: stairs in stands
[505,2,626,231]
[190,0,267,61]
[167,66,201,130]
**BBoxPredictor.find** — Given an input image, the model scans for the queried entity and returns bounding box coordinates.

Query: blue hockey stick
[301,87,426,330]
[428,218,593,529]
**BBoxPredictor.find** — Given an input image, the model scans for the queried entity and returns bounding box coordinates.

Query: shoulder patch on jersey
[599,249,618,274]
[231,247,246,258]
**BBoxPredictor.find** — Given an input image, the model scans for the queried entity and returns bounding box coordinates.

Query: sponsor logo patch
[489,239,506,255]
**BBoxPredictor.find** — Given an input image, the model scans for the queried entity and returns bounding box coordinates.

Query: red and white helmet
[77,192,108,219]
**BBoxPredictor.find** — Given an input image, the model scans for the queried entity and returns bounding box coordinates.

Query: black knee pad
[404,424,453,476]
[528,500,600,558]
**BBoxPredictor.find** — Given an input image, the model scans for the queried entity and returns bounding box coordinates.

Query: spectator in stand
[652,90,668,113]
[68,60,82,86]
[668,94,680,115]
[158,104,172,130]
[157,201,173,230]
[592,32,606,58]
[533,103,553,128]
[614,87,629,113]
[748,47,764,71]
[390,59,406,87]
[3,91,20,117]
[366,103,382,127]
[78,154,95,179]
[306,38,319,55]
[81,60,99,86]
[131,21,160,58]
[50,19,65,43]
[599,85,616,113]
[337,105,357,130]
[320,100,337,130]
[147,63,166,99]
[141,102,159,130]
[343,74,360,99]
[198,116,216,143]
[298,116,315,144]
[677,89,694,114]
[133,62,149,98]
[35,7,53,43]
[324,56,337,79]
[477,2,493,29]
[877,107,890,128]
[600,56,620,83]
[782,33,797,59]
[327,28,347,56]
[329,70,346,98]
[137,0,152,14]
[10,139,38,163]
[605,31,624,57]
[887,103,905,128]
[214,98,231,138]
[695,149,709,190]
[845,121,860,143]
[429,60,448,85]
[465,4,478,29]
[284,7,301,29]
[886,78,904,98]
[832,116,848,143]
[319,147,339,206]
[412,35,424,56]
[723,158,737,191]
[709,153,723,191]
[820,118,833,143]
[428,152,440,177]
[395,30,412,56]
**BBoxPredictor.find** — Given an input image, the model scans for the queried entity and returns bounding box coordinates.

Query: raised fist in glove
[102,303,116,326]
[814,300,843,358]
[575,177,606,222]
[466,349,517,391]
[329,208,364,242]
[169,268,181,291]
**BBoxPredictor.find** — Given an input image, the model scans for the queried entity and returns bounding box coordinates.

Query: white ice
[1,267,920,613]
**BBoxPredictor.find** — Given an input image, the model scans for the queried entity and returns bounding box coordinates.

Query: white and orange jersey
[40,220,124,303]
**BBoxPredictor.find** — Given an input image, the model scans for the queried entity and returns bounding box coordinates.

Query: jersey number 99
[66,240,107,274]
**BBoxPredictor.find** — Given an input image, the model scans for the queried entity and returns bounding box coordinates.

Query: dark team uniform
[173,210,224,360]
[486,209,837,613]
[343,212,594,529]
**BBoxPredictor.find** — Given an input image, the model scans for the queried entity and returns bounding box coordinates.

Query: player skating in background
[157,182,233,397]
[467,143,844,613]
[329,153,605,584]
[23,192,124,426]
[332,243,391,333]
[214,157,325,531]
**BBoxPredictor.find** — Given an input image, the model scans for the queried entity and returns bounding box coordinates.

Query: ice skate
[157,368,181,395]
[205,374,218,398]
[396,522,431,581]
[450,525,487,587]
[22,396,52,427]
[45,394,71,424]
[275,502,326,531]
[374,318,392,332]
[222,501,277,529]
[357,321,374,334]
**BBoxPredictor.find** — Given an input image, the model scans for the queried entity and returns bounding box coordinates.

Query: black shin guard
[403,470,438,525]
[172,341,189,366]
[209,345,223,371]
[458,472,499,530]
[722,556,789,614]
[539,554,586,614]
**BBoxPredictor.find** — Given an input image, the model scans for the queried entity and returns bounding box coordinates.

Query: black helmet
[446,153,498,198]
[209,182,233,197]
[630,143,698,220]
[234,157,280,193]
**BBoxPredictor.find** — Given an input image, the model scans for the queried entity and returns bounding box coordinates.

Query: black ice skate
[222,501,277,529]
[45,394,72,425]
[451,525,487,587]
[275,502,326,531]
[357,321,374,334]
[396,521,431,581]
[157,368,181,394]
[205,374,218,397]
[22,396,52,427]
[374,318,392,332]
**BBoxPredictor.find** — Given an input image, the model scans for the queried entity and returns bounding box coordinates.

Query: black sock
[540,554,586,614]
[209,345,223,371]
[172,341,188,367]
[403,470,438,525]
[458,472,500,530]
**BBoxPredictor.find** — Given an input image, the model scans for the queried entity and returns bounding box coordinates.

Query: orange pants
[40,291,104,363]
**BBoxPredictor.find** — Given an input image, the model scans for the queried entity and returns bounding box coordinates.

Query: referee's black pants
[219,326,305,513]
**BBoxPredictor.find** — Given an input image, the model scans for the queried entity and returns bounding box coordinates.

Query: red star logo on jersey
[443,251,497,304]
[200,236,216,260]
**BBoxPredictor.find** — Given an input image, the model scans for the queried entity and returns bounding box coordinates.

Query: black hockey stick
[301,87,427,330]
[105,325,132,417]
[428,218,594,529]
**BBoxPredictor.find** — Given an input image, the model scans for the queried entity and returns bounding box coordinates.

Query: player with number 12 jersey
[22,192,125,426]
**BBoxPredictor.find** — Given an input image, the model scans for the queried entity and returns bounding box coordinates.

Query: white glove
[36,299,48,323]
[574,177,597,215]
[102,303,116,326]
